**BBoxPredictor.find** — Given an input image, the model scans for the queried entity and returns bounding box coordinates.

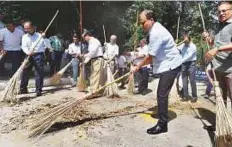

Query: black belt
[91,56,103,60]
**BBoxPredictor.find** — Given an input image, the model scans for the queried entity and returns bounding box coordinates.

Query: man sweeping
[177,34,197,102]
[66,34,82,87]
[82,30,105,96]
[203,1,232,110]
[20,21,47,96]
[103,35,119,73]
[131,10,182,135]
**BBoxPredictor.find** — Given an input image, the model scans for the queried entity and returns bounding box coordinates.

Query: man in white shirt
[134,39,150,94]
[117,52,128,89]
[20,21,47,97]
[0,18,24,76]
[67,35,82,86]
[103,35,119,73]
[82,30,104,95]
[132,10,182,135]
[178,34,197,102]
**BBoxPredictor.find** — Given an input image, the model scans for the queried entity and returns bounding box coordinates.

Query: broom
[127,12,139,94]
[28,72,130,138]
[77,64,87,92]
[0,10,59,103]
[50,60,72,85]
[198,4,232,146]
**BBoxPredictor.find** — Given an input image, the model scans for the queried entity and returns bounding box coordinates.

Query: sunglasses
[217,8,232,14]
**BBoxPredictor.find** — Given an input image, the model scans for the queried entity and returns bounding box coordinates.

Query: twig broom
[50,60,72,85]
[0,10,59,103]
[28,72,130,138]
[198,4,232,146]
[77,64,87,92]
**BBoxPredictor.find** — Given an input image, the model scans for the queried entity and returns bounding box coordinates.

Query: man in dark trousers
[177,34,197,102]
[20,21,47,96]
[131,10,182,135]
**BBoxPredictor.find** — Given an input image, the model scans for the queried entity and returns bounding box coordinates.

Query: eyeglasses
[217,8,232,14]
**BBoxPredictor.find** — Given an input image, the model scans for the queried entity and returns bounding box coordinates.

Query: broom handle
[58,60,72,74]
[103,24,106,43]
[26,10,59,60]
[176,16,180,43]
[92,72,130,94]
[198,4,217,82]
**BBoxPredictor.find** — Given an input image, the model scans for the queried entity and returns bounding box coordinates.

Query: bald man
[131,10,182,135]
[103,35,119,73]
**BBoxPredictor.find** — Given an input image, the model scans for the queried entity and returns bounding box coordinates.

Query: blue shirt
[178,42,197,63]
[148,22,182,74]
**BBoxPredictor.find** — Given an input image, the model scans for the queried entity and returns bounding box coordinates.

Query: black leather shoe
[36,92,42,97]
[147,124,168,135]
[19,89,28,94]
[191,97,198,103]
[181,97,188,102]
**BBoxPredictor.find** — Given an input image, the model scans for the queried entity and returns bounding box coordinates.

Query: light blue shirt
[178,42,197,63]
[148,22,182,74]
[21,32,46,54]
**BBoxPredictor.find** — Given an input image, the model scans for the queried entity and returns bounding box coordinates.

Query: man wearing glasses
[131,10,182,135]
[203,2,232,111]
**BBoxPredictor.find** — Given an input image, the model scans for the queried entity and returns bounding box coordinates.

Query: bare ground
[0,78,220,147]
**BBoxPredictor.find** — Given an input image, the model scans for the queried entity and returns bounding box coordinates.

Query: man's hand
[0,50,6,56]
[130,65,139,73]
[28,51,34,56]
[205,48,218,61]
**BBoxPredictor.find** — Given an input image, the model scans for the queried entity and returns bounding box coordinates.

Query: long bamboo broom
[0,10,59,103]
[28,72,130,138]
[127,12,139,94]
[77,64,87,92]
[50,60,72,85]
[198,4,232,146]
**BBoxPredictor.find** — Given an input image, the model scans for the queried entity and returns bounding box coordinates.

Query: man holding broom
[20,21,47,96]
[131,10,182,135]
[203,1,232,110]
[81,30,105,96]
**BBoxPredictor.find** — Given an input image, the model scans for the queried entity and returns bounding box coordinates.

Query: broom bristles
[28,72,130,138]
[77,65,87,92]
[49,61,72,86]
[103,64,119,97]
[0,59,28,103]
[214,81,232,146]
[127,72,135,94]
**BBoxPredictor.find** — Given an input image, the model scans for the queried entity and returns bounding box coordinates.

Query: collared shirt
[0,28,24,51]
[134,45,149,66]
[49,36,64,52]
[21,32,46,54]
[212,18,232,73]
[67,42,81,55]
[117,55,127,68]
[86,37,103,59]
[103,43,119,59]
[148,22,182,74]
[178,42,197,63]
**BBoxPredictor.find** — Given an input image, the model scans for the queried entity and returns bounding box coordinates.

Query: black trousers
[181,61,197,98]
[20,53,44,93]
[157,66,181,125]
[138,66,149,92]
[50,51,63,76]
[0,51,21,76]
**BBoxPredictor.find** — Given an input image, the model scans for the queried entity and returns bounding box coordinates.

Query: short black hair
[3,17,15,25]
[141,10,156,21]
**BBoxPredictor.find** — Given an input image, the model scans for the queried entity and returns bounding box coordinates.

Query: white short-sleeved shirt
[67,43,81,55]
[0,28,24,51]
[103,43,119,59]
[177,42,197,63]
[86,37,103,59]
[21,32,46,54]
[134,45,149,66]
[148,22,182,74]
[117,55,127,68]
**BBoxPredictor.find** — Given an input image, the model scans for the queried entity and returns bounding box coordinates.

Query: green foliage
[121,1,218,66]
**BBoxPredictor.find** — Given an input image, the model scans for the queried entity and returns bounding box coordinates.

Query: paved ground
[0,76,224,147]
